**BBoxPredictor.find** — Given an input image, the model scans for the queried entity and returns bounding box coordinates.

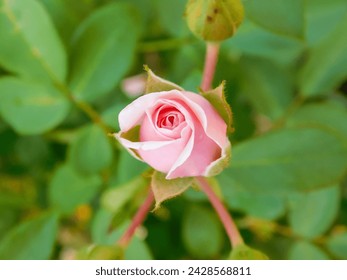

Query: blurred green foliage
[0,0,347,260]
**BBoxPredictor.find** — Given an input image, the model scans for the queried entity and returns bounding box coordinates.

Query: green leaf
[182,205,224,259]
[151,171,192,209]
[49,164,102,214]
[229,244,269,260]
[69,3,140,101]
[88,235,153,260]
[101,176,148,214]
[288,185,340,239]
[286,101,347,139]
[117,0,153,31]
[224,184,285,220]
[299,13,347,96]
[110,149,147,186]
[218,127,347,194]
[39,0,94,46]
[102,102,128,131]
[0,207,18,240]
[201,82,233,132]
[327,232,347,259]
[0,0,66,82]
[223,19,304,67]
[125,237,153,260]
[91,215,152,260]
[229,94,256,142]
[69,125,113,175]
[0,212,59,260]
[239,57,294,119]
[306,0,347,46]
[91,208,116,245]
[155,0,189,37]
[170,45,203,83]
[145,66,183,94]
[14,136,49,166]
[244,0,304,38]
[289,241,329,260]
[0,77,70,135]
[181,70,202,92]
[78,244,124,260]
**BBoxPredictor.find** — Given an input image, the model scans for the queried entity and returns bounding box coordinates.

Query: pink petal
[167,122,221,179]
[138,126,192,173]
[141,98,194,141]
[178,91,229,150]
[118,93,161,132]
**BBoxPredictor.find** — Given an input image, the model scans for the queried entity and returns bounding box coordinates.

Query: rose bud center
[157,108,185,129]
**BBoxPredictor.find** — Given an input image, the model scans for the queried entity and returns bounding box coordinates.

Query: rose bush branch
[201,42,220,91]
[118,189,154,248]
[196,177,244,247]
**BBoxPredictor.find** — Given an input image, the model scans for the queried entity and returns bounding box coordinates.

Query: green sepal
[229,244,269,260]
[113,126,142,160]
[144,65,183,93]
[200,81,234,133]
[119,125,140,142]
[151,171,193,210]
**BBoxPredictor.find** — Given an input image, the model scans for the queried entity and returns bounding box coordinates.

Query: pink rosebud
[115,90,231,179]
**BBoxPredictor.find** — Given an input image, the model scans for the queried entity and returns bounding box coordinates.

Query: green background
[0,0,347,260]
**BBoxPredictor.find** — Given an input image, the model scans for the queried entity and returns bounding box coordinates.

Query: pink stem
[118,189,154,247]
[196,177,244,247]
[201,42,220,91]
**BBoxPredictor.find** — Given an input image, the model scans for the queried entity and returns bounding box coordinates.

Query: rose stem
[196,177,244,247]
[118,189,154,248]
[201,42,220,91]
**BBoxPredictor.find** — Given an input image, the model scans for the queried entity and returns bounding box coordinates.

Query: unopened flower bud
[185,0,244,42]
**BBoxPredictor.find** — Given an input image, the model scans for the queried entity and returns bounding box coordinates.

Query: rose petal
[162,91,229,178]
[166,128,195,178]
[138,126,192,173]
[142,98,195,140]
[141,112,187,141]
[167,122,221,179]
[117,134,174,151]
[178,91,229,150]
[118,93,161,132]
[203,140,231,177]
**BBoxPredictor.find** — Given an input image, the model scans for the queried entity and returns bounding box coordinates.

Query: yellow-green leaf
[101,176,148,214]
[0,0,66,82]
[0,77,70,135]
[69,125,113,175]
[69,3,140,101]
[0,212,59,260]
